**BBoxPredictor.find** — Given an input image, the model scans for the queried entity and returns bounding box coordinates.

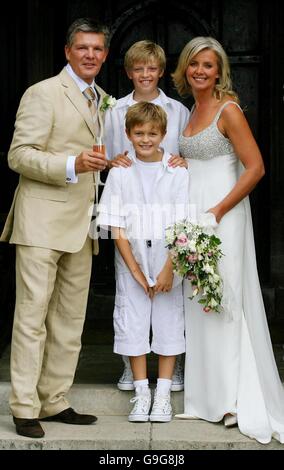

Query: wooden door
[0,1,283,349]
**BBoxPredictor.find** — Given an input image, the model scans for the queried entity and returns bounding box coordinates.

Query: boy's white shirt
[97,151,190,287]
[104,89,190,159]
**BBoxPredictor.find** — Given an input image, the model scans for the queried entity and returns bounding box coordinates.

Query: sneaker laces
[129,391,150,414]
[152,393,172,414]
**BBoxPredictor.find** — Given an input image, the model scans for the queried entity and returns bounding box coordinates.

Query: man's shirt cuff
[66,155,78,183]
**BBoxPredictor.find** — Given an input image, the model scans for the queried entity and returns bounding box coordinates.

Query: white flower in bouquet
[203,263,214,274]
[188,239,197,252]
[192,288,199,297]
[209,298,218,309]
[165,227,176,244]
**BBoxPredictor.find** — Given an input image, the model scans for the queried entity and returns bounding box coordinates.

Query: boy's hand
[168,154,188,168]
[154,264,174,294]
[131,267,152,297]
[110,151,132,168]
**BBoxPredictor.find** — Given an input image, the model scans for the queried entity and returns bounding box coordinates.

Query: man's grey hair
[66,17,111,48]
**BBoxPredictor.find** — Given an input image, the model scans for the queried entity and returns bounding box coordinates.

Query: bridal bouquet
[165,219,224,313]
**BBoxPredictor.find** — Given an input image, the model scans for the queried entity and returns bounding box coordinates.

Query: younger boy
[97,102,189,422]
[104,40,188,390]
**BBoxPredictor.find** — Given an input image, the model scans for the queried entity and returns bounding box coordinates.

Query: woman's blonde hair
[125,102,167,134]
[172,36,239,102]
[124,40,166,71]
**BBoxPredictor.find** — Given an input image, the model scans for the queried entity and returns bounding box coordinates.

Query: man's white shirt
[65,63,99,184]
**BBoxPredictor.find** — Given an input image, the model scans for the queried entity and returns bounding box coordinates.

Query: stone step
[0,382,183,416]
[1,383,283,450]
[0,414,282,450]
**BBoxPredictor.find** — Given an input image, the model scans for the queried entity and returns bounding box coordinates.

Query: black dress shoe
[40,407,97,425]
[13,417,45,438]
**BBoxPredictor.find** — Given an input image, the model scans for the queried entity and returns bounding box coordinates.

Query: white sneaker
[150,390,172,422]
[117,355,184,392]
[171,355,184,392]
[117,356,134,391]
[128,388,151,422]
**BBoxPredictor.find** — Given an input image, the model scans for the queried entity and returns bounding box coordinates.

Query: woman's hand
[199,211,219,227]
[207,208,222,224]
[168,154,188,168]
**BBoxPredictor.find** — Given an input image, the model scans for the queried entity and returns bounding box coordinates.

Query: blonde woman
[172,36,284,444]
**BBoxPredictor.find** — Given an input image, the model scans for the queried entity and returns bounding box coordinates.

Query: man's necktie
[83,86,103,237]
[83,86,100,136]
[83,87,102,220]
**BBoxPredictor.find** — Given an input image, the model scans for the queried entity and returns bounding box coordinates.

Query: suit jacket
[0,68,107,253]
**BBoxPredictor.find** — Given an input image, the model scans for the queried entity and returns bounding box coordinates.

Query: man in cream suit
[0,18,110,438]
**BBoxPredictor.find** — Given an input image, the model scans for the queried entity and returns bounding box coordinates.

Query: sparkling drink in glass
[93,136,105,156]
[93,136,106,188]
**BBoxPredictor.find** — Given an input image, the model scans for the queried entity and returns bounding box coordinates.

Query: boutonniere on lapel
[100,95,117,113]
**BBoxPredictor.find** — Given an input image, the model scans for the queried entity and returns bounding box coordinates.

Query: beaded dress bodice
[179,101,241,161]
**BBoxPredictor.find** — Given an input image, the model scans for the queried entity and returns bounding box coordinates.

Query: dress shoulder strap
[213,100,242,123]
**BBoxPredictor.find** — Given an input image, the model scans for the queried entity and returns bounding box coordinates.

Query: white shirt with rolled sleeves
[96,151,190,287]
[104,89,190,159]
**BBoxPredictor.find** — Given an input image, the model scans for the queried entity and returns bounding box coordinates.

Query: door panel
[0,1,283,339]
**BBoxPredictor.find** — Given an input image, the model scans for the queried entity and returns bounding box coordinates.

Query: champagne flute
[93,135,106,158]
[93,136,106,202]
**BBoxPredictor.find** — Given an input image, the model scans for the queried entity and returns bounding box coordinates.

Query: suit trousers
[10,237,93,418]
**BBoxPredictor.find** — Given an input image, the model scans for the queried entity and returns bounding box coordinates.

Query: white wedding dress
[179,101,284,444]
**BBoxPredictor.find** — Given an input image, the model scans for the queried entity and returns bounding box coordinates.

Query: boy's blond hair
[125,102,167,134]
[124,40,166,71]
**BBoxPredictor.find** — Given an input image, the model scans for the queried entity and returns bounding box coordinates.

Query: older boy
[97,103,189,422]
[105,39,189,161]
[105,40,188,391]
